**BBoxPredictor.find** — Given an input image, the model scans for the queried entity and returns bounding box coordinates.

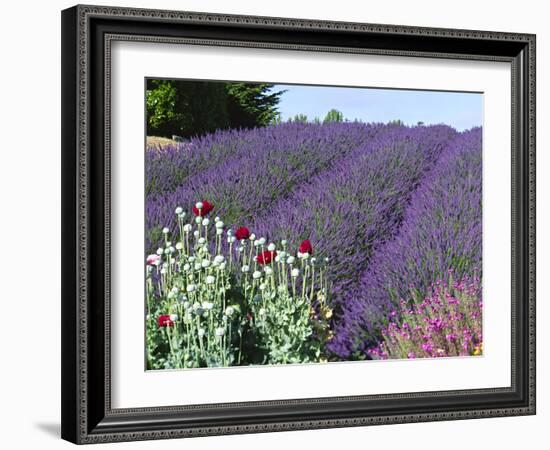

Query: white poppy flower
[198,328,206,337]
[183,224,192,232]
[205,275,216,284]
[215,327,225,337]
[252,271,262,279]
[225,306,234,316]
[287,256,295,265]
[201,260,211,268]
[241,265,250,273]
[214,255,225,264]
[215,221,224,228]
[162,227,170,234]
[175,242,183,250]
[198,237,206,245]
[195,201,203,209]
[291,268,300,278]
[156,247,164,255]
[267,243,276,251]
[264,266,273,275]
[169,314,178,322]
[175,206,183,215]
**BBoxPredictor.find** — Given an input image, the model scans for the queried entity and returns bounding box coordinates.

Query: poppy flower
[247,312,253,322]
[235,226,251,240]
[257,249,277,265]
[157,315,175,327]
[299,239,313,255]
[146,254,161,266]
[192,200,214,216]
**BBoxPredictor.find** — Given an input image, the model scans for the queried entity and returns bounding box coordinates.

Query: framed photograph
[61,4,536,444]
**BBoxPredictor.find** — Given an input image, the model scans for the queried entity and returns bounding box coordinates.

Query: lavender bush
[250,125,456,313]
[328,128,482,358]
[145,122,483,367]
[146,122,384,252]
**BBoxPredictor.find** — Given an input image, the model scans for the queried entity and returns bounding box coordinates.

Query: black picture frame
[61,4,536,444]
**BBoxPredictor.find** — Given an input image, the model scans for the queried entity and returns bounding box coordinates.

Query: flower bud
[267,243,276,251]
[291,268,300,278]
[175,206,183,215]
[162,227,169,234]
[195,201,203,209]
[252,271,262,279]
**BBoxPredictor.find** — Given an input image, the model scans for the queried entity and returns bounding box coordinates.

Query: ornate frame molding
[61,4,536,444]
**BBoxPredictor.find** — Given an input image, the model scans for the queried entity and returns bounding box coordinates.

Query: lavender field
[145,121,482,369]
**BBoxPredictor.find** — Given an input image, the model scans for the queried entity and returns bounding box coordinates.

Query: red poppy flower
[157,315,175,327]
[257,249,277,265]
[235,226,251,240]
[192,200,214,217]
[299,239,313,255]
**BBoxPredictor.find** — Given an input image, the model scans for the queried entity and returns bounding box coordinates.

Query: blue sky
[271,84,482,132]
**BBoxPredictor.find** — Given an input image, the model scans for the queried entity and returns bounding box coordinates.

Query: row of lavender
[146,122,385,252]
[328,128,483,358]
[145,123,482,361]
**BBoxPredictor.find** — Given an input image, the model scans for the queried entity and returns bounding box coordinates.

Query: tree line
[146,80,349,139]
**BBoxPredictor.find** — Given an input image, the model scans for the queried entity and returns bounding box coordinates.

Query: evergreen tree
[146,80,284,138]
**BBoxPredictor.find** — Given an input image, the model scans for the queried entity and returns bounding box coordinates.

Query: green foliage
[288,113,308,123]
[226,83,285,129]
[323,108,344,123]
[146,80,182,135]
[388,119,405,126]
[146,80,285,138]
